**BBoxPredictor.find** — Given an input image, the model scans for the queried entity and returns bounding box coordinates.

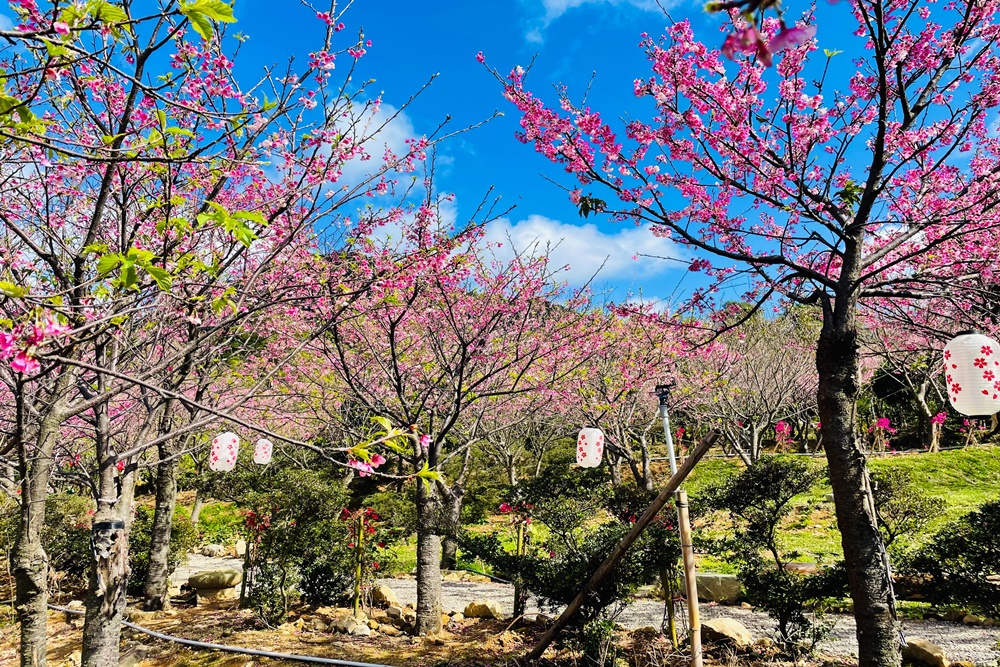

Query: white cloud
[527,0,665,41]
[481,214,683,285]
[337,101,420,185]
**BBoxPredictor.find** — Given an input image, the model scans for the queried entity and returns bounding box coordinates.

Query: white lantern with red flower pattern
[209,431,239,472]
[576,428,604,468]
[943,331,1000,416]
[253,438,273,465]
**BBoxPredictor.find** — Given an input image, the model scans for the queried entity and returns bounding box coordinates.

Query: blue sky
[231,0,754,305]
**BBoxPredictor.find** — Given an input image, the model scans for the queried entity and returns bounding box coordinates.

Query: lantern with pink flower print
[943,331,1000,417]
[254,438,273,465]
[576,428,604,468]
[209,431,240,472]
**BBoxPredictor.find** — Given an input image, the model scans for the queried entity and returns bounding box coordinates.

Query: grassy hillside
[684,445,1000,567]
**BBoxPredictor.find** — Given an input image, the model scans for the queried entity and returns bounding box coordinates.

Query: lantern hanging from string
[576,427,604,468]
[943,331,1000,416]
[254,438,273,465]
[209,431,239,472]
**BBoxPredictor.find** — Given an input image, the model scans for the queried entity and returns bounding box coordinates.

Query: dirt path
[380,577,1000,666]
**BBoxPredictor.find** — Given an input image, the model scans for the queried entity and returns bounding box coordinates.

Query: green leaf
[96,253,123,276]
[180,0,236,40]
[89,1,128,24]
[165,126,194,138]
[0,281,27,297]
[823,49,843,58]
[416,461,442,488]
[144,265,172,290]
[233,210,267,225]
[155,108,166,130]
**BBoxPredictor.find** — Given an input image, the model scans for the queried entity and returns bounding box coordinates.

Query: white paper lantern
[576,428,604,468]
[943,331,1000,416]
[254,438,273,465]
[209,431,239,472]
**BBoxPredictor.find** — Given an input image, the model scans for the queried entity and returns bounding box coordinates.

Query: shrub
[869,468,944,550]
[127,505,199,595]
[706,456,846,655]
[0,494,94,595]
[910,498,1000,617]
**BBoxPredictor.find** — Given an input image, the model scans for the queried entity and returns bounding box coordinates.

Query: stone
[633,626,661,635]
[234,539,247,557]
[386,605,403,619]
[443,571,464,581]
[450,612,465,622]
[754,637,775,649]
[702,618,754,649]
[961,614,982,625]
[336,616,357,633]
[368,620,380,630]
[381,624,402,636]
[464,600,505,619]
[371,584,400,608]
[948,662,975,667]
[783,562,820,575]
[312,618,329,632]
[535,613,552,627]
[903,637,948,667]
[982,618,995,626]
[696,573,742,604]
[943,610,966,622]
[199,543,226,557]
[66,650,82,667]
[824,494,835,502]
[441,614,451,626]
[348,622,371,636]
[188,569,242,589]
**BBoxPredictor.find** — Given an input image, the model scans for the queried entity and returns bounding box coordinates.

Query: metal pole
[655,384,702,667]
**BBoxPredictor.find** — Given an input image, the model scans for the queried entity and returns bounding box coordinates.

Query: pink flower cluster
[721,21,816,68]
[0,317,70,375]
[347,453,386,477]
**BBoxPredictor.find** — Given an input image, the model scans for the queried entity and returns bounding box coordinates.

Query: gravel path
[380,577,1000,666]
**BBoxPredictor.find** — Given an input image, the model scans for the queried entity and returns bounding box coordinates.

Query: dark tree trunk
[414,479,443,635]
[817,309,900,667]
[143,441,179,610]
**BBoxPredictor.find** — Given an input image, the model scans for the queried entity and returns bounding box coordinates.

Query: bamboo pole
[524,430,721,663]
[676,489,702,667]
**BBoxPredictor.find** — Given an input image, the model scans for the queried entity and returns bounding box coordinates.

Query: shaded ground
[1,559,996,667]
[383,577,1000,666]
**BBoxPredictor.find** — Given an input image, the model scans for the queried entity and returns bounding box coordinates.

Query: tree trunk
[143,442,179,610]
[189,488,205,526]
[439,486,464,571]
[608,457,622,486]
[15,396,70,667]
[639,433,653,492]
[414,480,443,635]
[80,513,130,667]
[817,312,900,667]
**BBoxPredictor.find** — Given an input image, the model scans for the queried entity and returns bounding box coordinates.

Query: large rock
[696,573,742,604]
[903,637,948,667]
[199,544,226,557]
[188,569,242,589]
[702,618,754,649]
[464,600,505,619]
[234,539,247,557]
[371,584,399,608]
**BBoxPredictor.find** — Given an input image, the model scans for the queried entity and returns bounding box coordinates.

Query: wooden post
[524,430,721,663]
[676,490,702,667]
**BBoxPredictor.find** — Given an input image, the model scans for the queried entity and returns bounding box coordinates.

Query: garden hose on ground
[49,603,395,667]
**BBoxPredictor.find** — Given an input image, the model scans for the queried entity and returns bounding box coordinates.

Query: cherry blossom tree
[311,207,589,634]
[493,1,1000,663]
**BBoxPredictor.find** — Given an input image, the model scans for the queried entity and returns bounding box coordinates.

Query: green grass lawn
[684,444,1000,566]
